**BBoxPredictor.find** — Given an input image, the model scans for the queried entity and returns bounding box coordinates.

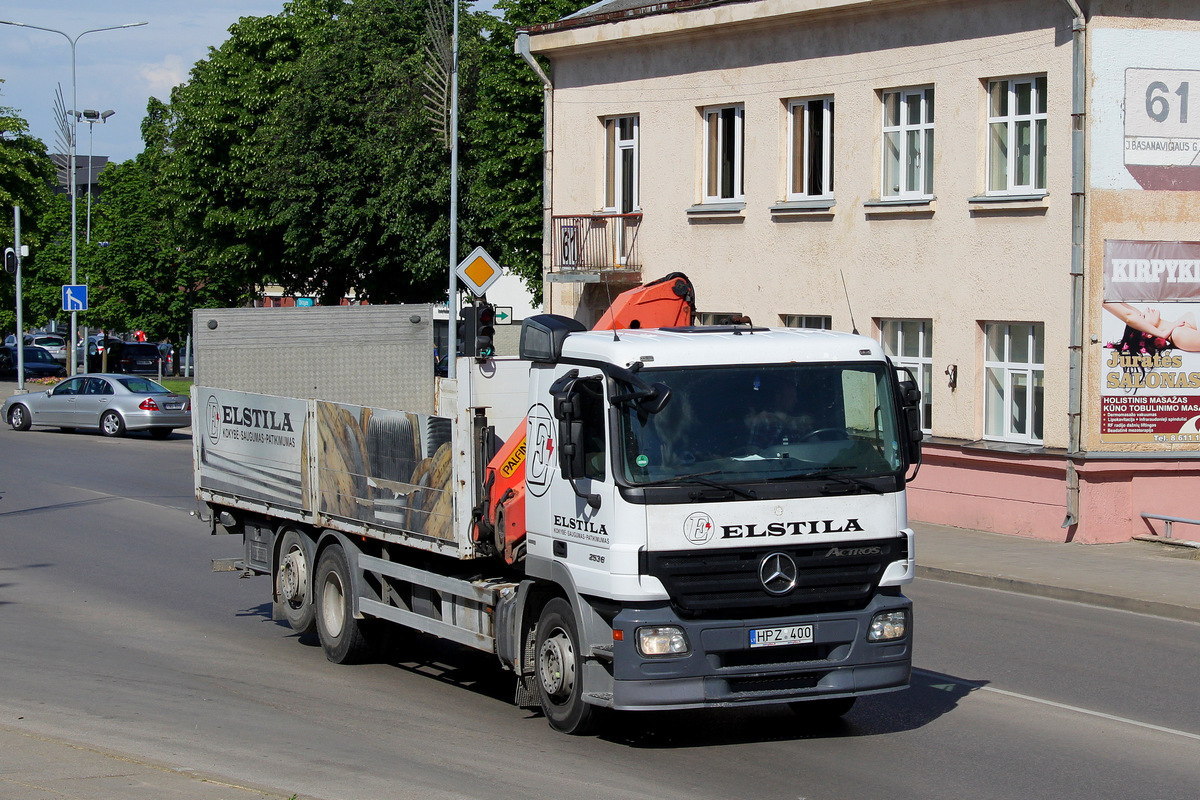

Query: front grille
[641,537,904,617]
[726,672,824,694]
[720,643,836,668]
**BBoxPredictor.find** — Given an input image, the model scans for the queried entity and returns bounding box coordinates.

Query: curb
[915,565,1200,624]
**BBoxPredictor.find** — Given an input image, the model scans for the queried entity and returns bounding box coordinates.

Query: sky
[0,1,293,164]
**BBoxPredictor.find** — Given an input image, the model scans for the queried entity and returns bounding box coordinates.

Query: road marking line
[914,668,1200,742]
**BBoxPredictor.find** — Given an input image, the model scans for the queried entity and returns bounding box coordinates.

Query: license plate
[164,403,183,410]
[137,359,153,365]
[750,624,814,648]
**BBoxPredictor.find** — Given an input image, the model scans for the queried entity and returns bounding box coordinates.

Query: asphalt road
[1,424,1197,800]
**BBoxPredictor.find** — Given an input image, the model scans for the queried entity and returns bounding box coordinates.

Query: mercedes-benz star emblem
[759,552,798,596]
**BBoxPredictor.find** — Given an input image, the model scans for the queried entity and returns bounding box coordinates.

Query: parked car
[2,373,191,438]
[24,333,67,364]
[112,342,164,375]
[155,341,194,376]
[0,346,69,380]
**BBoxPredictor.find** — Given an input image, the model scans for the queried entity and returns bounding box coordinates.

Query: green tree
[0,81,55,336]
[462,0,593,304]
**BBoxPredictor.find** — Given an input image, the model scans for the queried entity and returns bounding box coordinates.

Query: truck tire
[315,545,372,664]
[789,696,856,719]
[535,598,598,735]
[277,530,316,635]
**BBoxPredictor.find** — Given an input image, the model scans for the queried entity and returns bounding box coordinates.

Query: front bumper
[608,592,911,711]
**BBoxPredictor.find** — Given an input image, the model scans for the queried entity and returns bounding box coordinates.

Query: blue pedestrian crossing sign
[62,284,88,312]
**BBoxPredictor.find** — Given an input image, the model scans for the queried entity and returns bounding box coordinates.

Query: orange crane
[475,273,696,563]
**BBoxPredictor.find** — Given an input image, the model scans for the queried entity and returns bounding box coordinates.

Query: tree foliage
[0,80,56,336]
[5,0,597,338]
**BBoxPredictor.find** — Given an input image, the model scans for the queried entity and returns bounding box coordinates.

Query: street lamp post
[76,108,115,243]
[0,19,146,376]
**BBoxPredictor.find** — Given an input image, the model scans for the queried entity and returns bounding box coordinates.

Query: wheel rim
[102,414,119,434]
[11,407,24,427]
[279,545,308,608]
[538,626,576,702]
[320,569,346,638]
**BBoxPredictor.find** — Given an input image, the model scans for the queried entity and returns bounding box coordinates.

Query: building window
[881,319,932,432]
[604,115,639,213]
[984,322,1044,443]
[987,76,1047,194]
[782,314,832,330]
[699,311,750,325]
[787,97,834,199]
[704,104,744,202]
[882,87,934,199]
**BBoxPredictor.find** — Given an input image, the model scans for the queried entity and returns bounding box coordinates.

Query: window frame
[986,76,1047,195]
[781,314,832,330]
[603,114,640,213]
[983,322,1045,445]
[786,97,835,201]
[881,86,935,200]
[703,104,745,203]
[880,319,933,434]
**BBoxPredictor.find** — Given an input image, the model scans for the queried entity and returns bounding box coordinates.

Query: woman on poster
[1103,302,1200,352]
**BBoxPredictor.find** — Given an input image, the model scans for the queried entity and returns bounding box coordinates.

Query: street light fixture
[74,108,115,243]
[0,19,147,376]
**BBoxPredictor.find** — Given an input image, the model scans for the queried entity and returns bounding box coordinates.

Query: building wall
[538,0,1074,446]
[531,0,1200,542]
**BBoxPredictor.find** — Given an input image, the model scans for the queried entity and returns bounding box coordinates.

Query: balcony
[548,213,642,283]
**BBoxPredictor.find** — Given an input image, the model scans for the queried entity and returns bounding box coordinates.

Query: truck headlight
[637,626,690,657]
[868,610,907,642]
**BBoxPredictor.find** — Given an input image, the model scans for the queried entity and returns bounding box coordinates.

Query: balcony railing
[550,213,642,279]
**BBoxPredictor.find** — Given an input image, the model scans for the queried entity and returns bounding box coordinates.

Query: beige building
[522,0,1200,543]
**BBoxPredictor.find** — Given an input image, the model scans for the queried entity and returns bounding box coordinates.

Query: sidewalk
[913,520,1200,623]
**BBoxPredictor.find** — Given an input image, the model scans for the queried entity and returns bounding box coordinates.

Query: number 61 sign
[1124,67,1199,167]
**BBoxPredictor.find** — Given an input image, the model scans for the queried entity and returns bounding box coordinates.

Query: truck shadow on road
[601,669,981,748]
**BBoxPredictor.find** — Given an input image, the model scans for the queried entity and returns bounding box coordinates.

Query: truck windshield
[617,363,904,486]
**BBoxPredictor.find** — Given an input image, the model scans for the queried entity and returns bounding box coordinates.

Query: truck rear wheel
[315,545,372,664]
[277,530,316,635]
[535,598,597,735]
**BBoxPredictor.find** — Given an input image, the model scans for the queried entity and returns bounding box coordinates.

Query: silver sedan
[2,373,191,439]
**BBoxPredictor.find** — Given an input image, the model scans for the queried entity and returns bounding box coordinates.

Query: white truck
[192,280,922,734]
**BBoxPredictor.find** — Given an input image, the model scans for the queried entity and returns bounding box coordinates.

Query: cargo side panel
[195,388,311,515]
[313,400,456,543]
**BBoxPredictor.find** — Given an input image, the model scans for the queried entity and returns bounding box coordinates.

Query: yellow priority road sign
[456,246,502,298]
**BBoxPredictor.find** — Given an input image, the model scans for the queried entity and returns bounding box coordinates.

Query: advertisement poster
[1090,29,1200,191]
[1102,240,1200,443]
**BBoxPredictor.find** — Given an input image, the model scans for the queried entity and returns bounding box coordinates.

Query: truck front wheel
[535,598,597,735]
[314,545,372,664]
[277,530,316,635]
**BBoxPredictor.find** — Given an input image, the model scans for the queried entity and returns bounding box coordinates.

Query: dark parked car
[0,346,69,380]
[112,342,164,375]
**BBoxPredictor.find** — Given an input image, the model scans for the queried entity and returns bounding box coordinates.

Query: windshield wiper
[633,470,757,500]
[774,465,885,495]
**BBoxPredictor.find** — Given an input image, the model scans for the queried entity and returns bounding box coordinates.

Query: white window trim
[983,323,1045,445]
[986,76,1047,196]
[782,314,832,330]
[881,87,935,200]
[786,97,834,201]
[603,115,640,213]
[703,104,744,203]
[880,319,933,434]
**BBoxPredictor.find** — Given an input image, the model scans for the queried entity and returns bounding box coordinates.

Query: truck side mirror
[548,370,601,508]
[896,372,923,480]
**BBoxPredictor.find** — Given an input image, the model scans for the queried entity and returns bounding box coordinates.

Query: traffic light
[3,247,15,276]
[457,308,476,357]
[475,303,495,358]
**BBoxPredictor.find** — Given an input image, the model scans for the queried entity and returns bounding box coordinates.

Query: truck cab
[517,320,920,730]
